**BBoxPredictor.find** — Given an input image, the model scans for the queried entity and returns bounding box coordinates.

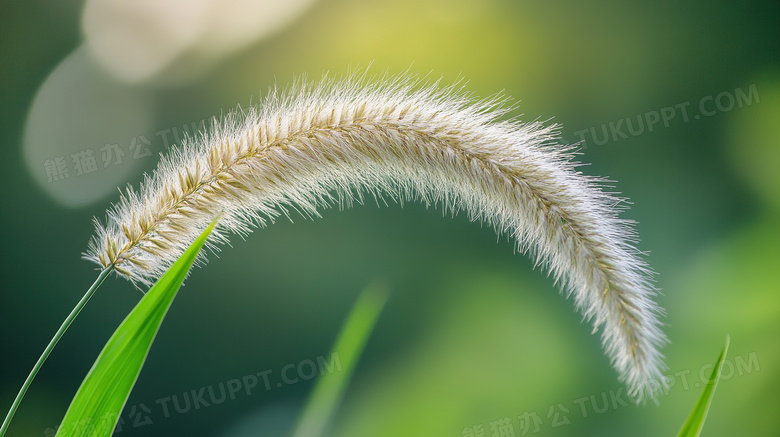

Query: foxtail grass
[83,73,666,399]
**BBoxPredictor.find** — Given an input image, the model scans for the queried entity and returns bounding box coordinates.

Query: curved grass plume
[84,73,667,399]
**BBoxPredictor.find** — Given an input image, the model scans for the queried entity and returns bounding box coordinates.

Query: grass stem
[0,267,113,436]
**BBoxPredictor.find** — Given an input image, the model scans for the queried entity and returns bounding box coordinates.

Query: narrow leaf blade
[291,281,389,437]
[677,335,730,437]
[56,220,218,437]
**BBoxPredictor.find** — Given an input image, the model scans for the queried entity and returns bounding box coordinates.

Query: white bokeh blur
[82,0,320,84]
[23,47,155,207]
[25,0,320,207]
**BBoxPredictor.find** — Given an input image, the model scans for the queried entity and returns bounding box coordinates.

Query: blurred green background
[1,0,778,436]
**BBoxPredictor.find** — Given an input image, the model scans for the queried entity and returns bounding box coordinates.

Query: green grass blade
[677,335,730,437]
[291,281,389,437]
[55,220,218,437]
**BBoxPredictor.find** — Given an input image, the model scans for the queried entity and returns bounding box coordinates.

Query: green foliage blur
[0,0,777,436]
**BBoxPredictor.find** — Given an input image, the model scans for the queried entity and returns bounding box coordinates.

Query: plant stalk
[0,267,113,436]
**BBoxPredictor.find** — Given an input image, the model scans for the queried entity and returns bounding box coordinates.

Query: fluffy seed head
[85,73,667,400]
